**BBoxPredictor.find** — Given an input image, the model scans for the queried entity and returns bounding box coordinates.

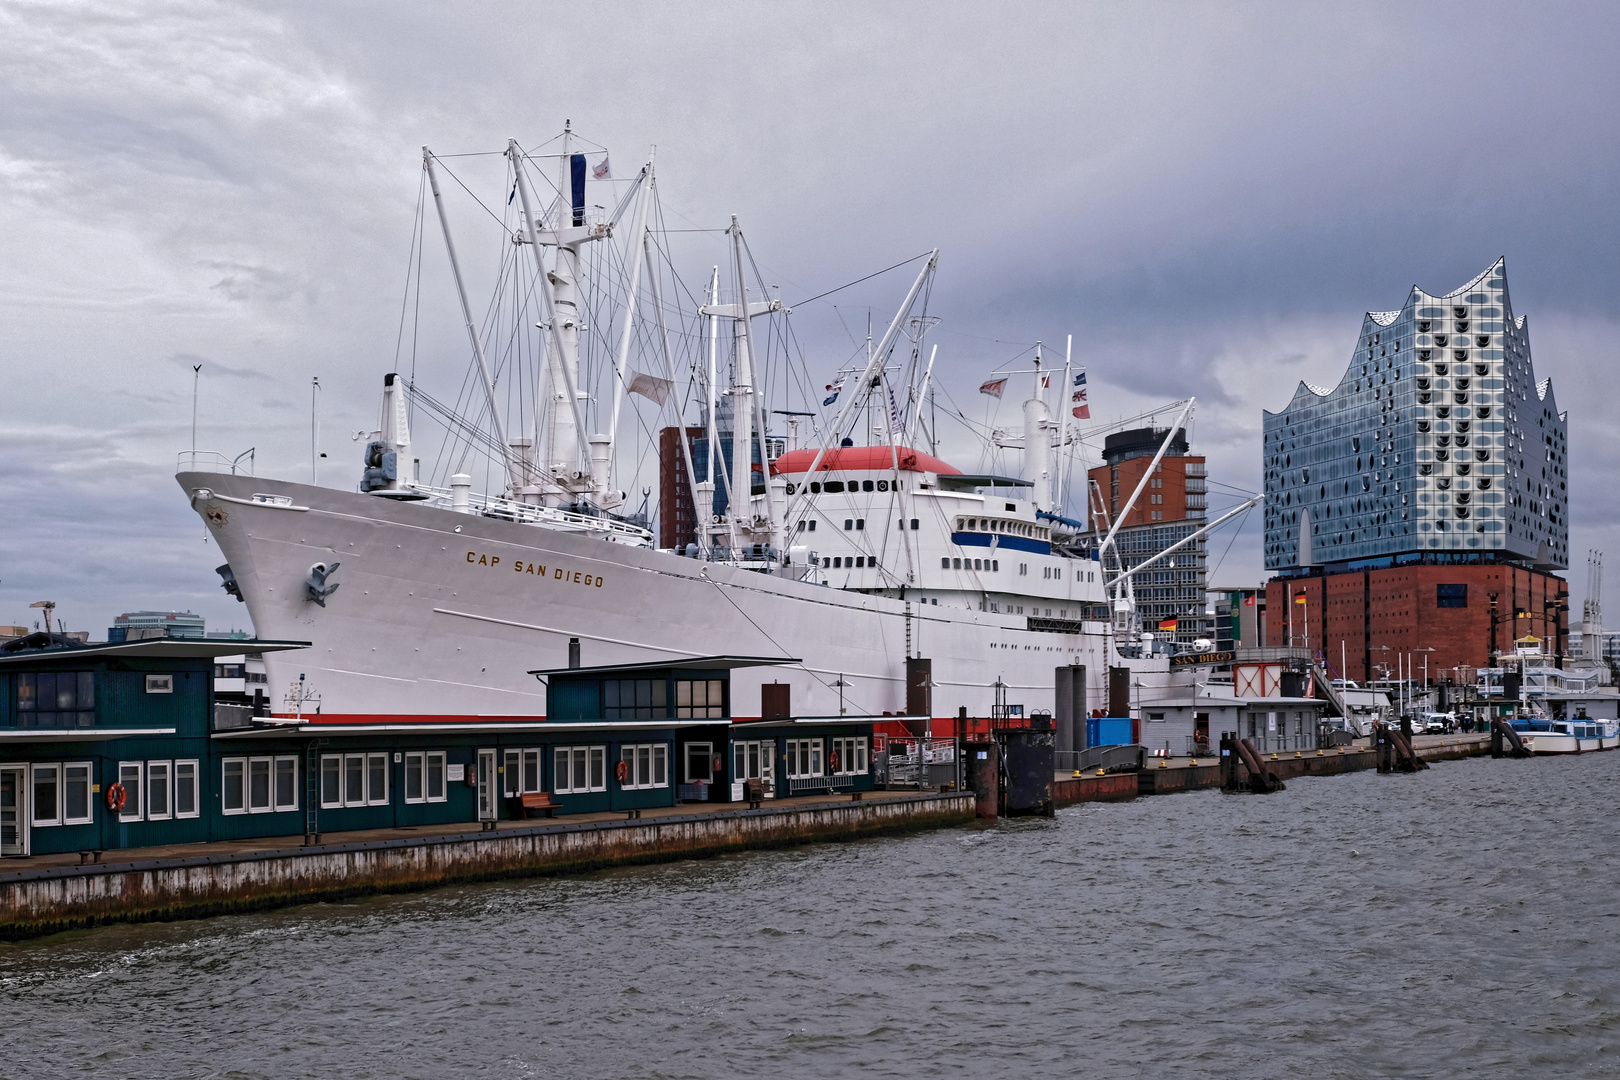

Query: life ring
[828,749,841,774]
[105,782,127,814]
[615,759,630,784]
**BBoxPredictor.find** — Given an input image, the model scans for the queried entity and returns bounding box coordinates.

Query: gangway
[1310,664,1362,735]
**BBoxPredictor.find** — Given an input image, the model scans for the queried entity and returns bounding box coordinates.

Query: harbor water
[4,754,1616,1078]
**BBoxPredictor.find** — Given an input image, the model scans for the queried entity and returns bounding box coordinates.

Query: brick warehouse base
[1265,562,1567,684]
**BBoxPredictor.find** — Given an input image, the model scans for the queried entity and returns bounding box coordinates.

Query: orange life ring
[615,759,630,784]
[105,782,127,814]
[828,749,841,774]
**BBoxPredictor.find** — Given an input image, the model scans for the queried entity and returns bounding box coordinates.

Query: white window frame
[554,745,607,794]
[619,743,669,790]
[273,756,299,812]
[147,760,173,821]
[223,758,247,815]
[404,752,426,804]
[425,751,446,802]
[247,756,273,814]
[403,751,449,804]
[30,763,62,827]
[118,760,144,821]
[144,674,173,694]
[174,760,199,819]
[320,754,342,809]
[785,738,824,779]
[830,737,868,776]
[63,761,93,825]
[365,752,388,806]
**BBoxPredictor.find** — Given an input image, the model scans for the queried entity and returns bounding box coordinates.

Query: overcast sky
[3,1,1617,637]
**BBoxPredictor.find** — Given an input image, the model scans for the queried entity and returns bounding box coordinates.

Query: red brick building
[658,426,703,550]
[1264,562,1567,684]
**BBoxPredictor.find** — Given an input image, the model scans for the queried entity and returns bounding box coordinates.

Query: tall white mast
[1055,334,1073,516]
[1022,341,1054,510]
[696,266,723,539]
[699,217,782,547]
[508,138,592,501]
[604,153,655,496]
[424,147,514,489]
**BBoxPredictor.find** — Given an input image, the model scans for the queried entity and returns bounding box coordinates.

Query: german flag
[1159,617,1178,631]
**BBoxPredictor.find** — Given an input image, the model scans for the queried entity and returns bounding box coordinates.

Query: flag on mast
[823,377,846,408]
[592,155,611,180]
[1159,617,1178,631]
[1071,369,1089,419]
[979,377,1007,398]
[626,370,673,406]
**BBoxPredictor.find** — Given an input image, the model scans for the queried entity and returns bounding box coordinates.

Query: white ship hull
[181,471,1143,723]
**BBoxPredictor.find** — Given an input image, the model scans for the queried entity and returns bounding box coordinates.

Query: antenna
[191,364,202,452]
[311,376,322,485]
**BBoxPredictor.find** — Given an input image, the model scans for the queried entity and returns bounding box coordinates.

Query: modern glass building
[1263,258,1567,571]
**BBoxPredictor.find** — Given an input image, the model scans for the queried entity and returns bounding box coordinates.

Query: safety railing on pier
[1056,745,1146,774]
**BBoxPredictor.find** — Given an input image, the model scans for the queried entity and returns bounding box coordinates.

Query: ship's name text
[466,551,604,587]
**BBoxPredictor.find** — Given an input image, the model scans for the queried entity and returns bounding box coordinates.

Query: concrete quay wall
[1055,736,1492,808]
[0,793,974,940]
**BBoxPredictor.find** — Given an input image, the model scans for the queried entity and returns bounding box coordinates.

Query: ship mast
[699,217,783,549]
[423,147,516,491]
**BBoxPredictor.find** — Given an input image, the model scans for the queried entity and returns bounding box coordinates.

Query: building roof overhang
[528,655,800,679]
[0,727,177,742]
[0,639,310,666]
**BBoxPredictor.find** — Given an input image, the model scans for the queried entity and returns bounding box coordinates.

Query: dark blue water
[3,753,1616,1078]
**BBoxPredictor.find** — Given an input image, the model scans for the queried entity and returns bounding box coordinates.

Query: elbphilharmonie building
[1263,258,1568,572]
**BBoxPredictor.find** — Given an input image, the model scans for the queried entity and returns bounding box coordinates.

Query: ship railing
[177,450,256,476]
[410,484,654,546]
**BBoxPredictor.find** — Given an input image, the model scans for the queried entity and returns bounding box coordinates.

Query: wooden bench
[743,778,766,809]
[519,791,560,819]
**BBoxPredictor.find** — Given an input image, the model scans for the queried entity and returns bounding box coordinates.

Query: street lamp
[1416,647,1436,708]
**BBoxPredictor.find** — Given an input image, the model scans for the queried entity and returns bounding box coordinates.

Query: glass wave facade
[1263,258,1567,571]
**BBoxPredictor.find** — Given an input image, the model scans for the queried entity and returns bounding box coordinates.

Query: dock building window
[604,679,666,719]
[148,761,171,820]
[29,762,94,826]
[619,744,669,790]
[175,761,198,818]
[502,749,544,797]
[677,679,725,718]
[225,756,298,814]
[31,764,59,827]
[16,672,94,727]
[320,753,386,809]
[830,737,868,775]
[555,745,607,794]
[785,738,824,778]
[118,762,143,820]
[404,752,448,803]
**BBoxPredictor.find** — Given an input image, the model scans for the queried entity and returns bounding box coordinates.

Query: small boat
[1510,716,1620,754]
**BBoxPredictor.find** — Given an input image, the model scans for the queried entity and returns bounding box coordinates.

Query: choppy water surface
[4,754,1618,1078]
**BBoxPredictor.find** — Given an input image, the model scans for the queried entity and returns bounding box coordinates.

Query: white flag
[627,370,672,406]
[593,155,611,180]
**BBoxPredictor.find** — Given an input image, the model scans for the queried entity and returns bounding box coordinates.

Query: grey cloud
[2,0,1617,631]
